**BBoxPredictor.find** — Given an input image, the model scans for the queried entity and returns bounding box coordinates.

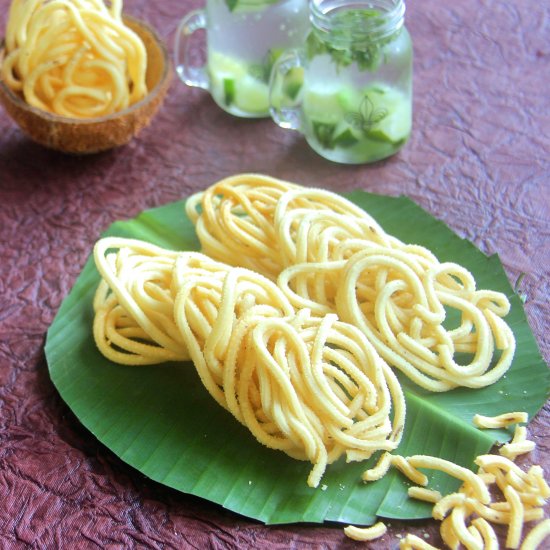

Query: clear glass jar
[175,0,310,118]
[270,0,413,163]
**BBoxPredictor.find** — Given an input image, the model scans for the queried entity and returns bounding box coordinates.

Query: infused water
[207,0,310,117]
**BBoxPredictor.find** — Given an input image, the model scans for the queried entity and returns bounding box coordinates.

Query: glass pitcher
[270,0,413,163]
[175,0,310,118]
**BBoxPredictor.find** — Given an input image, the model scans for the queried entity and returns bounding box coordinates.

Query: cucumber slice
[332,128,359,148]
[367,96,411,144]
[283,67,304,100]
[339,84,411,145]
[303,88,344,124]
[224,79,236,106]
[209,52,246,106]
[209,52,269,113]
[234,75,270,113]
[311,121,337,149]
[208,51,247,80]
[337,86,363,112]
[305,83,411,152]
[226,0,280,14]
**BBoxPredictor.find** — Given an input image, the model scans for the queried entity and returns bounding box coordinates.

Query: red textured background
[0,0,548,548]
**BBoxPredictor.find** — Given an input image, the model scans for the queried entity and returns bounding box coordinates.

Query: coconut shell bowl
[0,16,172,154]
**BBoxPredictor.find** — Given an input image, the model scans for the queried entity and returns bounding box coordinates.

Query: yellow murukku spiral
[93,237,405,487]
[185,173,388,280]
[186,174,516,392]
[93,237,223,365]
[2,0,147,117]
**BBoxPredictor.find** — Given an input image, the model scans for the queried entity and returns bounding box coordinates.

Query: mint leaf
[305,9,400,72]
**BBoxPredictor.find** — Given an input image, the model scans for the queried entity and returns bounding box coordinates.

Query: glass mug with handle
[175,0,310,118]
[270,0,413,163]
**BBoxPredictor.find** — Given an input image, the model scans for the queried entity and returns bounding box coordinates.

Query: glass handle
[269,49,304,131]
[174,10,209,90]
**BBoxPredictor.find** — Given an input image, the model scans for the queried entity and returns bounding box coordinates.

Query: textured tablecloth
[0,0,548,548]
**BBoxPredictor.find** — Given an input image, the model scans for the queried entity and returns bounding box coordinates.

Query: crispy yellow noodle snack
[399,533,440,550]
[407,486,442,504]
[93,237,405,487]
[403,444,550,550]
[186,174,516,392]
[499,425,536,460]
[473,412,528,429]
[521,519,550,550]
[93,237,199,364]
[2,0,147,117]
[343,521,387,542]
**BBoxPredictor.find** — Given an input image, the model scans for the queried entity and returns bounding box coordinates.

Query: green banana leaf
[45,191,549,526]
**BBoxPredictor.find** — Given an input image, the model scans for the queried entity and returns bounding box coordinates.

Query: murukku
[92,237,405,487]
[93,237,214,364]
[402,441,550,550]
[2,0,147,117]
[186,173,516,392]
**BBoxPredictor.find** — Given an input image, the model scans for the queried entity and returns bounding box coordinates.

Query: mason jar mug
[175,0,310,118]
[270,0,413,163]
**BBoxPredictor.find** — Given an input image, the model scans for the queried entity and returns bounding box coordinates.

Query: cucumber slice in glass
[209,52,247,106]
[332,128,359,148]
[223,79,236,106]
[283,67,304,100]
[209,51,247,80]
[225,0,280,13]
[311,121,337,149]
[337,86,363,112]
[234,75,270,113]
[303,88,344,124]
[367,96,411,144]
[208,52,268,113]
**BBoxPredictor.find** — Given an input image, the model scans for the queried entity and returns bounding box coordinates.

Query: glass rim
[310,0,406,41]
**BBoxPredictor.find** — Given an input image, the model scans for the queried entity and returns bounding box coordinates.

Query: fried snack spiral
[2,0,147,117]
[93,237,405,487]
[186,174,516,392]
[185,173,388,281]
[93,237,199,364]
